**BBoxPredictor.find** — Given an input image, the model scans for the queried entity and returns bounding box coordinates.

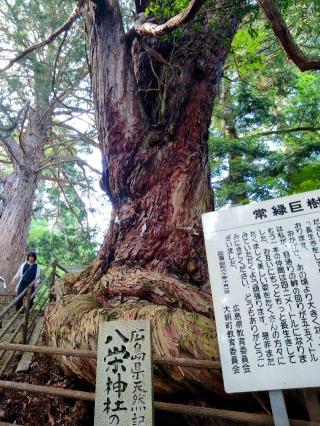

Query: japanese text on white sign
[202,190,320,393]
[95,320,154,426]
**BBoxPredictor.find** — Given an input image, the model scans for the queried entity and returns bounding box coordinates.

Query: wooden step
[16,318,44,373]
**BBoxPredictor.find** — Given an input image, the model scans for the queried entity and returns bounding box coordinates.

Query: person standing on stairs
[11,252,40,311]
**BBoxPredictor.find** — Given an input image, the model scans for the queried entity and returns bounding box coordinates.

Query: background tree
[0,0,99,283]
[28,164,100,268]
[210,19,320,208]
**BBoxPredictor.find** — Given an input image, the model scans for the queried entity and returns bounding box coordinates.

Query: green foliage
[0,0,99,267]
[147,0,189,19]
[288,164,320,194]
[210,0,320,209]
[209,135,280,208]
[285,73,320,126]
[0,0,86,121]
[231,27,268,77]
[28,161,99,268]
[28,219,97,268]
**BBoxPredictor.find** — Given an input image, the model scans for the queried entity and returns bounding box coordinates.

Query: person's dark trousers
[15,280,34,312]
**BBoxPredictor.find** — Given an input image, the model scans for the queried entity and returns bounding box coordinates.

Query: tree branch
[40,174,96,193]
[248,126,320,138]
[0,136,22,167]
[50,169,87,233]
[37,155,101,175]
[257,0,320,71]
[56,123,99,148]
[18,103,30,158]
[0,3,82,73]
[60,168,90,234]
[135,0,204,37]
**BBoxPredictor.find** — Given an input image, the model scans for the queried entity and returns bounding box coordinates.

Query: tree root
[61,266,214,318]
[44,293,223,396]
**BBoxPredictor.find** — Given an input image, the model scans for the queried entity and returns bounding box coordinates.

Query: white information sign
[202,190,320,393]
[95,320,154,426]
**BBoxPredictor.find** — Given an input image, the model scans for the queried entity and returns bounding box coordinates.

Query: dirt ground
[0,351,311,425]
[0,352,94,425]
[0,351,262,426]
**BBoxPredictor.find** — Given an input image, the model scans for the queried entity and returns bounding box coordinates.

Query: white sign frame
[94,320,154,426]
[202,190,320,394]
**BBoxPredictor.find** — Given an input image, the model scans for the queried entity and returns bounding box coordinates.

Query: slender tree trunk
[226,128,248,207]
[0,167,39,284]
[221,79,248,207]
[0,110,46,285]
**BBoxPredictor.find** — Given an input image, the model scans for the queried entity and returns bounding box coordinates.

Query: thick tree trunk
[78,0,239,287]
[46,0,242,409]
[0,167,39,284]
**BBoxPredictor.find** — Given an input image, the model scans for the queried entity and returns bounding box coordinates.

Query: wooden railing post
[49,260,57,302]
[303,389,320,421]
[22,286,32,345]
[50,260,57,289]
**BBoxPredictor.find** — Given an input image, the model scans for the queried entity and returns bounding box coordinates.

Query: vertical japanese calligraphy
[202,189,320,393]
[95,320,154,425]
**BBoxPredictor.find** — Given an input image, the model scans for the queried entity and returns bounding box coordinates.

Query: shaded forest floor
[0,352,94,425]
[0,352,311,425]
[0,350,265,426]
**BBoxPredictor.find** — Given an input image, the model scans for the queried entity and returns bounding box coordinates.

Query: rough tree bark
[85,0,238,287]
[0,109,47,284]
[45,0,243,412]
[0,167,39,284]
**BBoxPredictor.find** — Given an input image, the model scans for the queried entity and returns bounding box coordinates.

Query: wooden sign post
[95,320,154,426]
[269,389,289,426]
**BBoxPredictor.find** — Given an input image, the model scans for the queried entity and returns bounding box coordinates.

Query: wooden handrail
[0,342,222,369]
[0,290,51,378]
[22,287,32,344]
[0,379,317,425]
[0,281,48,341]
[154,357,220,369]
[55,262,68,273]
[0,305,24,341]
[0,276,48,323]
[0,286,30,321]
[0,380,94,401]
[154,402,318,425]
